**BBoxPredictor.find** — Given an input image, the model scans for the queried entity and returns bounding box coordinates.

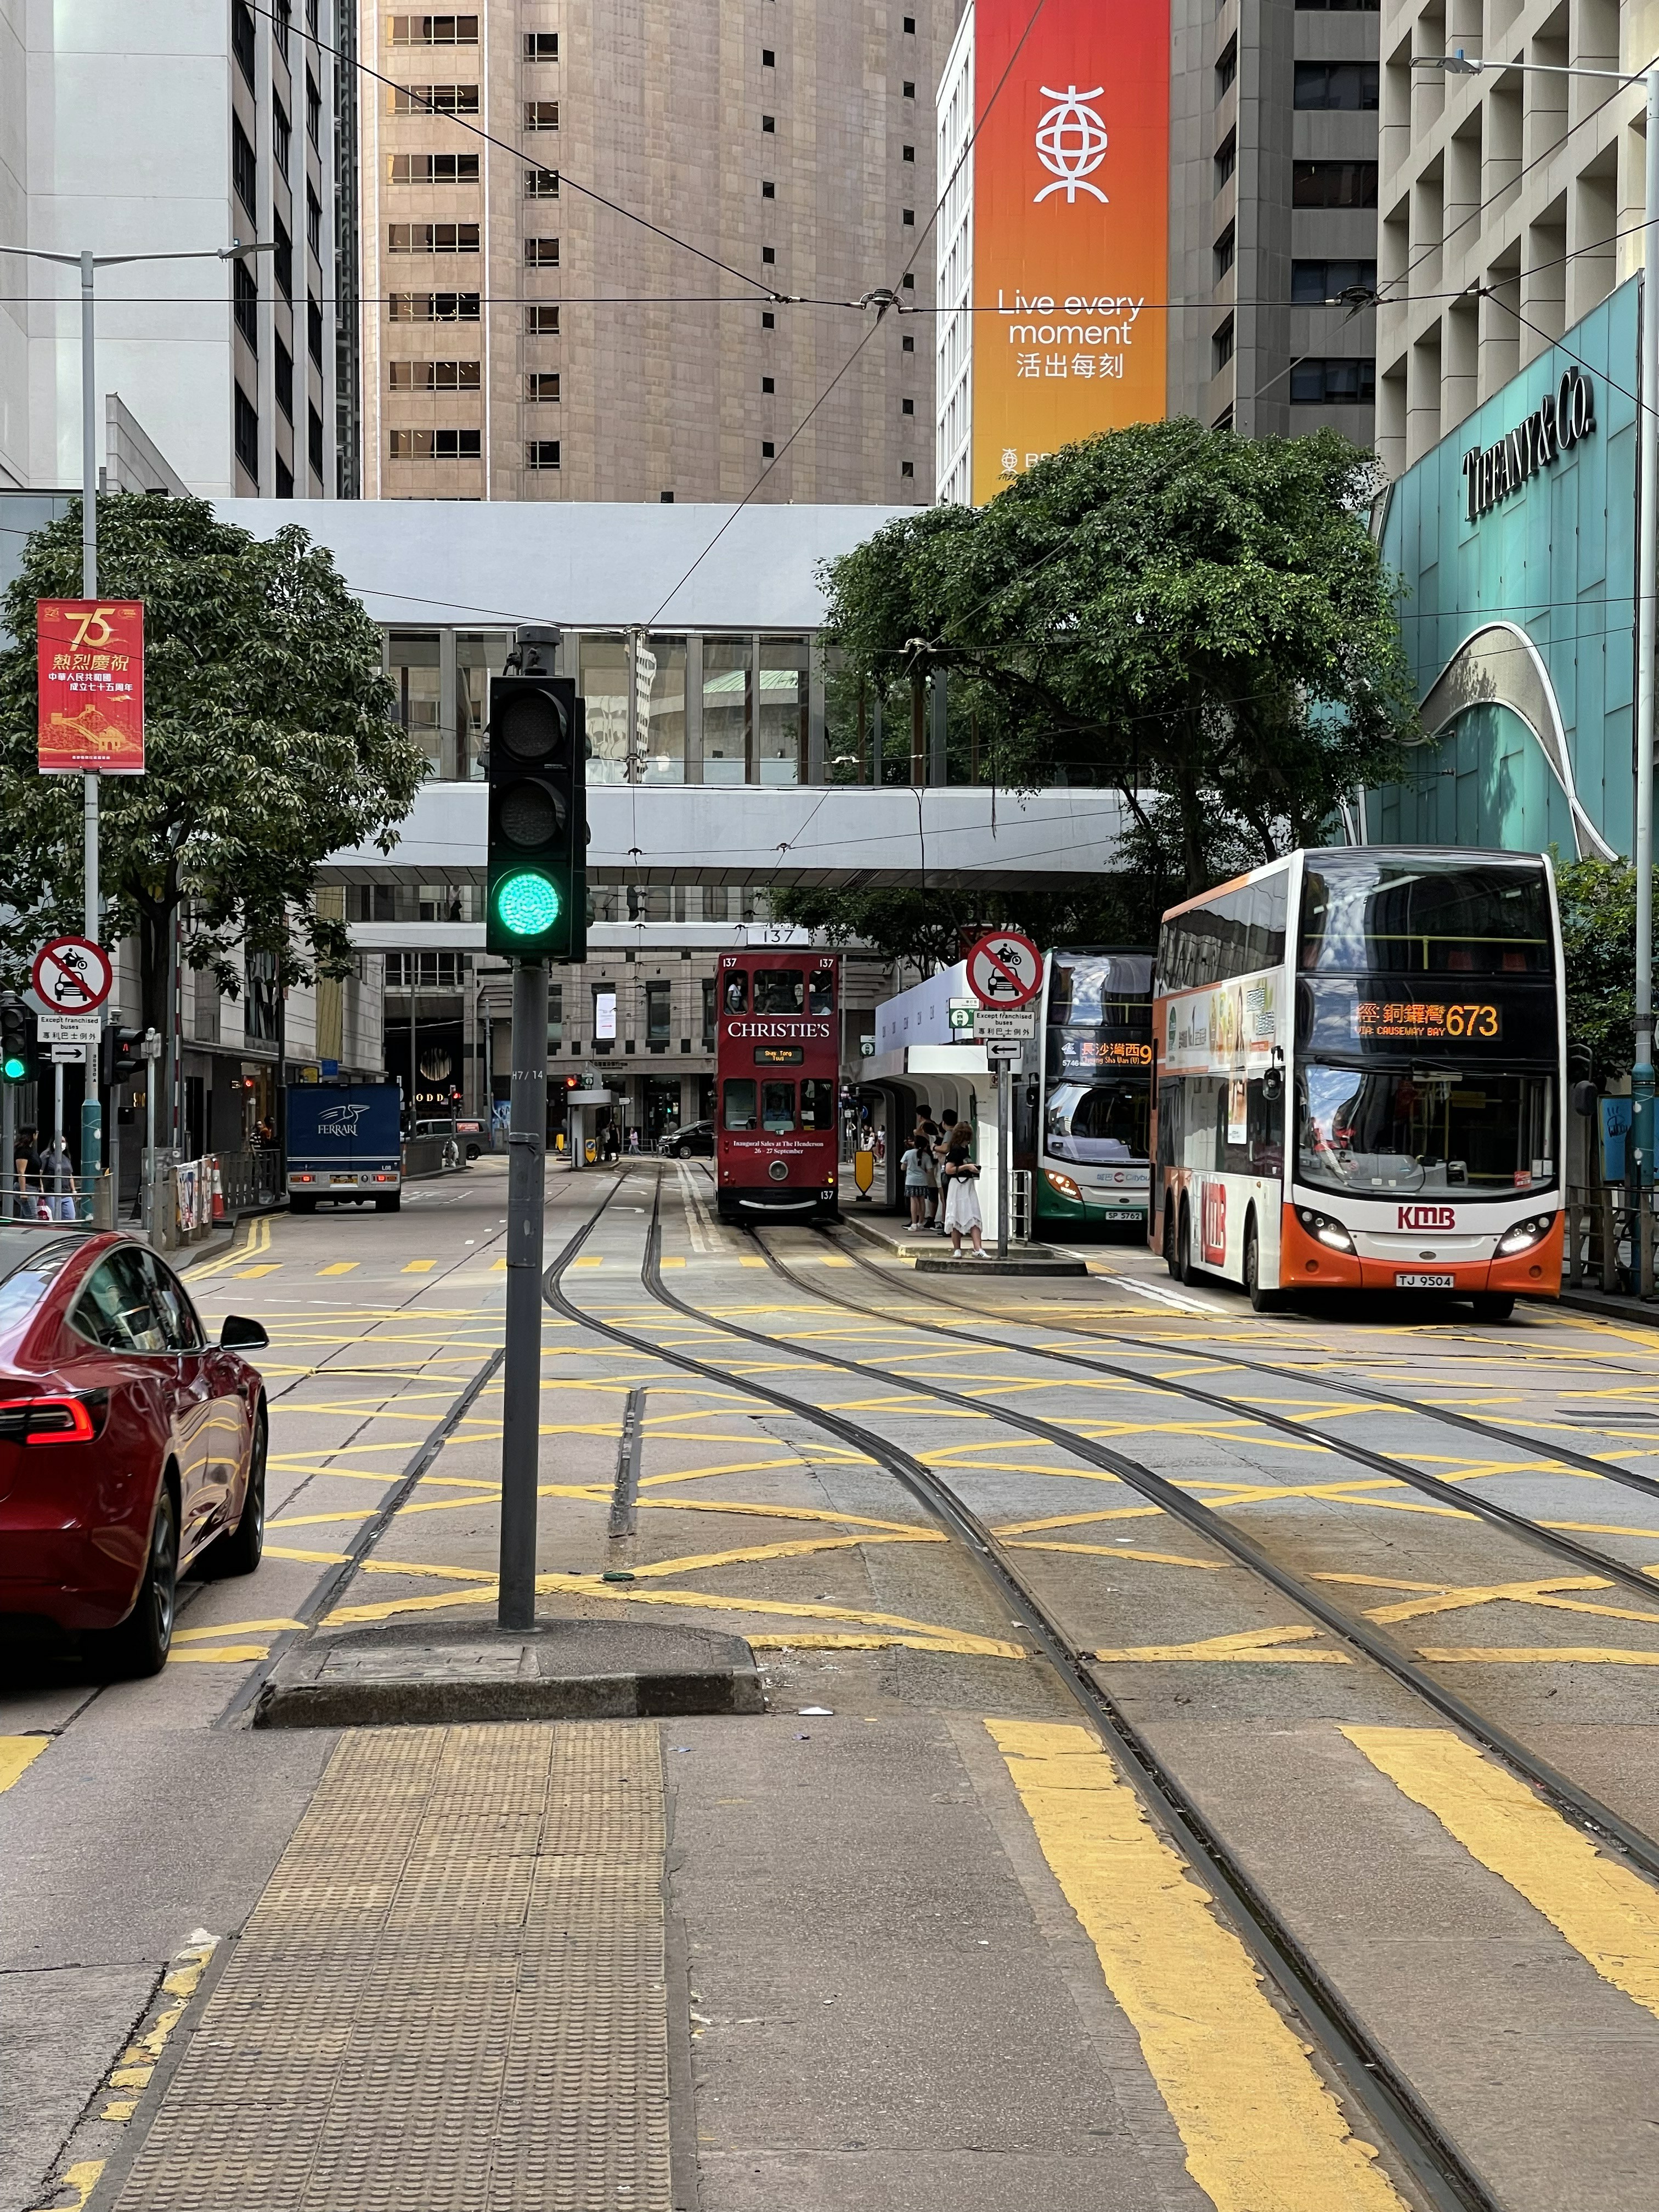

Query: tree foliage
[809,420,1415,918]
[772,874,1167,973]
[1556,856,1654,1080]
[0,495,424,1028]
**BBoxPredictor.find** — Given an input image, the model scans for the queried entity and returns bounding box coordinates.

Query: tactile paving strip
[114,1723,672,2211]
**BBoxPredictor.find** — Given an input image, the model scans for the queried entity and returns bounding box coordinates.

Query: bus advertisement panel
[1035,948,1154,1231]
[1150,850,1565,1317]
[715,952,841,1225]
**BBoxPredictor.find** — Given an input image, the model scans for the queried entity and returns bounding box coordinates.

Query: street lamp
[1411,53,1659,1245]
[0,237,271,1186]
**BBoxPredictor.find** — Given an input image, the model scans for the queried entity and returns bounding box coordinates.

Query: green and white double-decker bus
[1034,948,1155,1235]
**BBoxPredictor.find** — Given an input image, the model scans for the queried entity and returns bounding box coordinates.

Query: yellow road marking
[994,1506,1166,1533]
[1343,1726,1659,2020]
[318,1262,359,1276]
[1420,1645,1659,1664]
[660,1255,686,1268]
[235,1262,281,1278]
[172,1617,303,1643]
[739,1257,768,1267]
[0,1737,48,1792]
[639,1498,932,1535]
[170,1645,270,1662]
[1094,1625,1351,1663]
[29,2157,105,2209]
[625,1530,944,1580]
[1363,1576,1659,1629]
[573,1255,603,1267]
[403,1259,437,1273]
[987,1719,1403,2211]
[1007,1540,1223,1570]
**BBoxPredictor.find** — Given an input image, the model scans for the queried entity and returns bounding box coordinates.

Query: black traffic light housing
[485,627,586,962]
[100,1024,145,1091]
[0,992,34,1084]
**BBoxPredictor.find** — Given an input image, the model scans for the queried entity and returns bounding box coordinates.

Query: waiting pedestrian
[931,1113,960,1232]
[941,1142,985,1258]
[35,1132,75,1221]
[900,1133,933,1230]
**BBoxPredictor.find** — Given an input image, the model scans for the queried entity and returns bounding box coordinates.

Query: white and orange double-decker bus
[1149,848,1565,1318]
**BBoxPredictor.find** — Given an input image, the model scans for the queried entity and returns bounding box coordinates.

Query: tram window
[761,1080,797,1131]
[754,969,805,1015]
[723,1078,758,1130]
[809,967,835,1015]
[800,1077,835,1127]
[724,970,748,1014]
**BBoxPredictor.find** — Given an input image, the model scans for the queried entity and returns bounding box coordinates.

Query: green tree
[772,874,1166,971]
[812,420,1415,905]
[1556,856,1655,1080]
[0,495,424,1029]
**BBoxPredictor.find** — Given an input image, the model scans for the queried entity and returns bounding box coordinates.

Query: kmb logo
[1398,1205,1455,1230]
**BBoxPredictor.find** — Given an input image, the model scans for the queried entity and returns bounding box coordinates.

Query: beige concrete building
[358,2,955,503]
[1374,0,1644,476]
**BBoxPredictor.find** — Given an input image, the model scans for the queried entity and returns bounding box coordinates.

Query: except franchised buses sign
[36,599,146,774]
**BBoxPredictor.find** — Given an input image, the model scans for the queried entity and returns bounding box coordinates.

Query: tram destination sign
[1462,365,1595,523]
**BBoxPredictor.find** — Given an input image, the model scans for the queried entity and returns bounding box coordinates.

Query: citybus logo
[1398,1204,1455,1230]
[1034,85,1108,205]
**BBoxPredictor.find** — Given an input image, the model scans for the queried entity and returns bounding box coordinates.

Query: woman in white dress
[941,1143,984,1257]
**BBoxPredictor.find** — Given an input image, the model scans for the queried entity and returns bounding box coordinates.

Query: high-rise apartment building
[0,1,349,500]
[358,2,954,503]
[1374,0,1638,477]
[1173,0,1380,438]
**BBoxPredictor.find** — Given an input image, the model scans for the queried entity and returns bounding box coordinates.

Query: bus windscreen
[1297,1064,1556,1197]
[1300,858,1553,977]
[1045,1081,1151,1165]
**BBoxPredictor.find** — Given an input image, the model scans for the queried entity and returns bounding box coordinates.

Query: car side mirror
[219,1314,269,1351]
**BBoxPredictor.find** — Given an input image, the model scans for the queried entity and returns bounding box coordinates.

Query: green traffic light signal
[2,1053,24,1082]
[493,868,562,939]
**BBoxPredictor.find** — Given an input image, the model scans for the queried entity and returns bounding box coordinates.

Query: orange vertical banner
[36,599,146,775]
[971,0,1170,503]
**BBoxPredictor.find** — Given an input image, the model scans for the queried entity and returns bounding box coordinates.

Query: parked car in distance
[0,1227,269,1679]
[659,1119,714,1159]
[414,1117,483,1165]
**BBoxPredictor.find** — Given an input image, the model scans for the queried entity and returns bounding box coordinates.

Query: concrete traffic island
[914,1250,1088,1276]
[252,1616,765,1728]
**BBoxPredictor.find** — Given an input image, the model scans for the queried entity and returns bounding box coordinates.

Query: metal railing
[1563,1183,1658,1297]
[1,1169,114,1229]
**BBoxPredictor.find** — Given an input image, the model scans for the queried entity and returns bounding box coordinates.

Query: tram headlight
[1497,1212,1556,1255]
[1044,1170,1082,1202]
[1296,1207,1355,1254]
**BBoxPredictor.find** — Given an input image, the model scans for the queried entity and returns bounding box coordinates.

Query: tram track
[545,1172,1499,2212]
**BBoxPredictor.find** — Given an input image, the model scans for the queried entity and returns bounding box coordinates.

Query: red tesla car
[0,1227,269,1678]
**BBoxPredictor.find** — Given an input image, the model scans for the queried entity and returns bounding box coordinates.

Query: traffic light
[485,630,586,962]
[99,1024,145,1090]
[0,993,33,1084]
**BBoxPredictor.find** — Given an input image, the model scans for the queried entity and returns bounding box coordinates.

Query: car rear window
[0,1236,82,1340]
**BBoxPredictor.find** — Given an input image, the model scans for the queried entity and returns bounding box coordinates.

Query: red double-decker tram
[714,951,840,1224]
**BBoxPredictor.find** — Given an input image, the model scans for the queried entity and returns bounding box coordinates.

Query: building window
[902,332,914,351]
[902,80,915,97]
[903,144,915,162]
[761,47,775,64]
[903,14,916,29]
[309,403,324,475]
[306,70,320,145]
[276,455,295,498]
[1216,36,1237,94]
[306,0,319,30]
[308,291,323,360]
[1292,161,1379,207]
[307,184,322,258]
[390,427,483,459]
[232,117,257,218]
[761,180,775,198]
[761,375,775,392]
[388,14,479,43]
[701,978,716,1048]
[389,153,481,182]
[525,168,560,198]
[902,208,915,224]
[392,291,482,321]
[761,309,775,328]
[275,335,294,417]
[1294,61,1380,108]
[233,0,257,87]
[645,981,672,1045]
[234,258,259,348]
[391,83,479,112]
[761,440,775,458]
[900,459,915,477]
[1288,356,1376,403]
[1214,130,1236,188]
[524,236,560,266]
[901,396,914,414]
[1291,257,1378,303]
[274,94,291,171]
[390,223,481,253]
[527,439,561,469]
[1296,0,1379,10]
[761,246,775,264]
[235,385,259,482]
[524,100,559,129]
[274,213,293,298]
[275,0,292,48]
[762,114,775,131]
[1213,315,1234,370]
[390,359,482,390]
[1214,224,1235,279]
[526,303,560,335]
[523,31,558,58]
[527,371,560,400]
[901,272,913,289]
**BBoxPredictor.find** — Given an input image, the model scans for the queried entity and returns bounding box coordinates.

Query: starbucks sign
[1462,365,1596,523]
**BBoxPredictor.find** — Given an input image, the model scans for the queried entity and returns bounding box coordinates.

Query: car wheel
[674,1143,689,1158]
[199,1406,267,1579]
[1245,1218,1284,1313]
[91,1480,178,1679]
[1471,1293,1515,1322]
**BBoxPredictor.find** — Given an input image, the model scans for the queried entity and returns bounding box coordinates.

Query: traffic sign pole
[499,955,548,1632]
[964,932,1043,1261]
[997,1059,1011,1261]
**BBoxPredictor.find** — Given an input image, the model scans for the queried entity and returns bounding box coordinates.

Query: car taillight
[0,1391,105,1444]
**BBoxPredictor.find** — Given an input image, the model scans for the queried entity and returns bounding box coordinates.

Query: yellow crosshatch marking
[1,1737,49,1792]
[1420,1645,1659,1665]
[1091,1625,1351,1664]
[318,1261,359,1276]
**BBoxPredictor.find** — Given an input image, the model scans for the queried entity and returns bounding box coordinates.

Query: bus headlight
[1044,1170,1082,1202]
[1297,1207,1355,1254]
[1497,1212,1555,1255]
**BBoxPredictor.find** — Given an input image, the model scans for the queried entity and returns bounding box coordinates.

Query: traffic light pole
[498,955,548,1632]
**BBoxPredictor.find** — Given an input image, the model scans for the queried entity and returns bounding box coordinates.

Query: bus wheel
[1245,1220,1283,1313]
[1471,1293,1515,1323]
[1175,1201,1196,1286]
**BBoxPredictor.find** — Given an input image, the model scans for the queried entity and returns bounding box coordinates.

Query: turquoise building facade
[1372,277,1638,862]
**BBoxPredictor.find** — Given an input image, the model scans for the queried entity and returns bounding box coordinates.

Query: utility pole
[498,956,549,1629]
